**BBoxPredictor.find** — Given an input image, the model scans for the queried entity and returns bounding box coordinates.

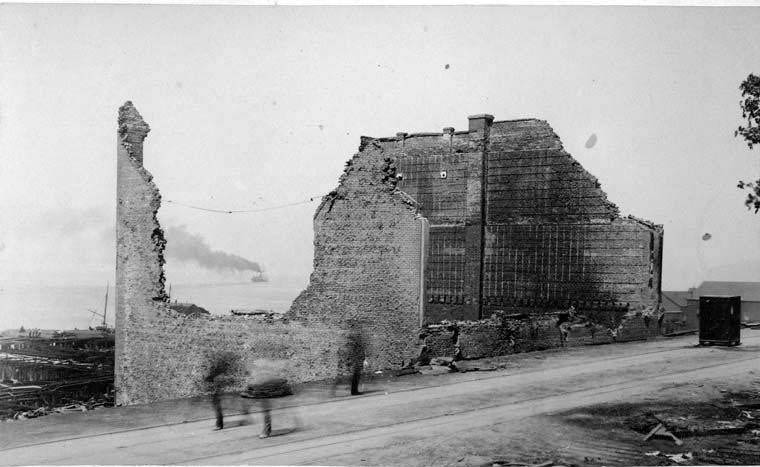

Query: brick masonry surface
[288,144,428,370]
[421,310,663,362]
[369,116,663,328]
[360,115,663,358]
[116,103,426,404]
[117,311,346,405]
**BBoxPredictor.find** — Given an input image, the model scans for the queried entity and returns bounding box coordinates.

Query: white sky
[1,4,759,291]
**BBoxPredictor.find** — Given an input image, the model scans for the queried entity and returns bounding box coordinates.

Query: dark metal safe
[699,295,741,346]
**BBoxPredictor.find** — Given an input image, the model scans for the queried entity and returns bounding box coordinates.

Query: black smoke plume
[165,225,261,272]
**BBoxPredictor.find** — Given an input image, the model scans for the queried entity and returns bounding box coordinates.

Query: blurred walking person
[242,360,293,439]
[258,398,272,438]
[203,351,240,431]
[345,320,366,395]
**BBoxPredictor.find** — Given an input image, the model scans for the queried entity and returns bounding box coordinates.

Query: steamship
[250,270,268,283]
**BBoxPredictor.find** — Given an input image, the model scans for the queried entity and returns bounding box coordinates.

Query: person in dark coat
[346,321,366,396]
[203,351,238,431]
[330,320,367,396]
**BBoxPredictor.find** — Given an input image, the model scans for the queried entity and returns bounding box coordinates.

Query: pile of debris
[170,302,211,317]
[2,380,115,422]
[229,309,287,322]
[630,395,760,438]
[395,354,515,378]
[11,392,115,420]
[8,393,114,421]
[628,389,760,464]
[483,460,569,467]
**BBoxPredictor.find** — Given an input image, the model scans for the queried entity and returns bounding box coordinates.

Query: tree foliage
[735,73,760,213]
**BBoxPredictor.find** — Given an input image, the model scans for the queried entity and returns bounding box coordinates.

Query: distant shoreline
[0,281,304,331]
[0,276,310,289]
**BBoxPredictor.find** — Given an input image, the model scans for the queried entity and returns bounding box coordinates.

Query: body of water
[169,281,304,315]
[0,279,306,331]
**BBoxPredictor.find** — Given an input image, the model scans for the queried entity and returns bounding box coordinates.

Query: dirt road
[2,331,759,466]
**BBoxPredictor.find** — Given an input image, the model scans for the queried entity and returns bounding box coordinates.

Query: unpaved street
[2,331,759,466]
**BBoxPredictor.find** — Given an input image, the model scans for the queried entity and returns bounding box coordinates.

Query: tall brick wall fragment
[115,101,169,405]
[288,145,428,369]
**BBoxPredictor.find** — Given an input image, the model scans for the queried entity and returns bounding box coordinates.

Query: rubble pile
[626,389,760,464]
[7,391,114,421]
[1,378,114,422]
[9,394,111,420]
[484,459,570,467]
[628,393,760,439]
[408,353,516,377]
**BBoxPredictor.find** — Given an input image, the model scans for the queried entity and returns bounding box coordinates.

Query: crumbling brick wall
[118,312,345,404]
[115,102,348,405]
[115,103,428,404]
[421,308,662,362]
[115,101,170,404]
[481,119,663,319]
[288,143,428,369]
[348,114,663,353]
[352,114,663,349]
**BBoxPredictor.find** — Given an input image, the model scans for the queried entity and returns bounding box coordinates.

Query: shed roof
[691,281,760,302]
[662,291,690,310]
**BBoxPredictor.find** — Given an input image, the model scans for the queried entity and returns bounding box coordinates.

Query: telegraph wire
[163,196,321,214]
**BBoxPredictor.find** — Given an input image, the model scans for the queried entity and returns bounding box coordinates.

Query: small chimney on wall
[468,114,494,132]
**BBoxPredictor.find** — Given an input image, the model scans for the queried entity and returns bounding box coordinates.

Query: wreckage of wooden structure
[0,376,114,420]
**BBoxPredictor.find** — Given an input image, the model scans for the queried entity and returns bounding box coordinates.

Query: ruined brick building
[116,104,663,405]
[291,114,663,355]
